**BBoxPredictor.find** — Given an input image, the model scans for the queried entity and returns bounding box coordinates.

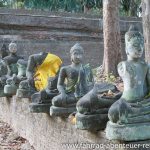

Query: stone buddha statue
[50,43,94,117]
[3,42,23,77]
[106,26,150,141]
[16,52,62,98]
[29,55,62,113]
[4,59,27,96]
[0,43,9,96]
[0,42,22,97]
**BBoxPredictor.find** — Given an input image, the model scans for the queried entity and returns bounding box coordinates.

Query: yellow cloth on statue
[34,53,62,91]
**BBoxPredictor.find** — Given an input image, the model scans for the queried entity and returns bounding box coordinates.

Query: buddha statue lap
[16,52,62,99]
[106,26,150,141]
[50,43,94,117]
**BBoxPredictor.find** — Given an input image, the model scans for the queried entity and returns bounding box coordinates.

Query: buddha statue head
[125,25,144,60]
[70,43,84,64]
[9,42,17,54]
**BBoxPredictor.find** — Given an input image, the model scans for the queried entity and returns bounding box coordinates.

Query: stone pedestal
[29,103,51,113]
[4,84,18,96]
[50,106,76,117]
[75,112,108,131]
[0,88,5,97]
[16,89,32,98]
[106,121,150,141]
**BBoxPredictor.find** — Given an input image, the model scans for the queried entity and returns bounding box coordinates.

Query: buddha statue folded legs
[0,42,22,97]
[50,43,94,117]
[29,76,59,113]
[75,82,121,131]
[106,25,150,141]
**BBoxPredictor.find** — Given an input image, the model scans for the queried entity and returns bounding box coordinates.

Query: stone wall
[0,96,150,150]
[0,8,142,67]
[0,96,112,150]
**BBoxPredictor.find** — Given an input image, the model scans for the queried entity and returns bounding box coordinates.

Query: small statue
[16,52,62,98]
[0,42,22,97]
[106,26,150,141]
[50,43,94,117]
[3,42,23,76]
[4,59,27,96]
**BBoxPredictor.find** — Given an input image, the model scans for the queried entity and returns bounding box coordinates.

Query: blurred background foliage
[0,0,141,17]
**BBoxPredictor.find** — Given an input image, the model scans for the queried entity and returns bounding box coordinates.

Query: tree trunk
[102,0,122,76]
[142,0,150,63]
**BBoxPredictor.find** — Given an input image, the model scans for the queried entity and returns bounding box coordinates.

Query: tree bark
[102,0,122,76]
[142,0,150,63]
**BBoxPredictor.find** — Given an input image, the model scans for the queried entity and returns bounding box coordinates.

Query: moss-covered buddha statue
[106,26,150,141]
[0,42,22,97]
[50,43,94,117]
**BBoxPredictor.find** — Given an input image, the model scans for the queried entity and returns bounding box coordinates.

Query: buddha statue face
[70,43,84,64]
[126,40,144,59]
[125,26,144,59]
[9,42,17,54]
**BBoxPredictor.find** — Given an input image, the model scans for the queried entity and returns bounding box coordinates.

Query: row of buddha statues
[0,25,150,142]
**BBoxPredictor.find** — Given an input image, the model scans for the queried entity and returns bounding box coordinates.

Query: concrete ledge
[1,96,150,150]
[0,96,110,150]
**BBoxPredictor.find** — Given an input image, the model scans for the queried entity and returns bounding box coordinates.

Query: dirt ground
[0,121,34,150]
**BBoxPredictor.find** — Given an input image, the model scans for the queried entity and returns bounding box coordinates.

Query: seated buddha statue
[3,42,23,77]
[50,43,94,117]
[106,25,150,141]
[0,43,9,96]
[4,59,27,96]
[16,52,62,98]
[0,42,22,97]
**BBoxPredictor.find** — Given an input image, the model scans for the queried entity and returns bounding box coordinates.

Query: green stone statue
[0,42,22,97]
[50,43,94,117]
[106,25,150,141]
[4,59,27,96]
[3,42,22,76]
